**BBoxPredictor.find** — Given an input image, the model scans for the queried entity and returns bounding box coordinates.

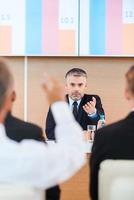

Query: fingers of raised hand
[92,97,96,105]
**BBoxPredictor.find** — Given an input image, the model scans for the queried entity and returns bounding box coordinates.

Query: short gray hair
[0,58,13,110]
[65,68,87,78]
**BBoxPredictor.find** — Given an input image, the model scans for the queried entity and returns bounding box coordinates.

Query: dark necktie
[72,101,78,119]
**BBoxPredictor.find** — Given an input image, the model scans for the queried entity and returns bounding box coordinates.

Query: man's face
[65,75,87,101]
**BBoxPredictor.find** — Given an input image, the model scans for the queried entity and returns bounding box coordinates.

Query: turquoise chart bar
[25,0,42,55]
[90,0,106,55]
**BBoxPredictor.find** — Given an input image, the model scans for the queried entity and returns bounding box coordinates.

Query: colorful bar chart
[0,0,134,56]
[80,0,134,56]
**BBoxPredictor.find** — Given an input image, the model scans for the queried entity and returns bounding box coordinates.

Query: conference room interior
[6,56,134,200]
[1,0,134,198]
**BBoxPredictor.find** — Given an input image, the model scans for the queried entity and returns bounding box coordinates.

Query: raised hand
[42,73,65,104]
[83,97,96,115]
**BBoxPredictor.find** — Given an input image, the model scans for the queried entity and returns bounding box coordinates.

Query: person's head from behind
[125,65,134,106]
[0,58,14,122]
[65,68,87,101]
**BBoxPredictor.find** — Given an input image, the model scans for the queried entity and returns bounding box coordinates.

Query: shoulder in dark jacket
[5,112,45,142]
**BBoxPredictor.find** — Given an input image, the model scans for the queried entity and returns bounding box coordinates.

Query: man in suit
[4,91,60,200]
[90,65,134,200]
[45,68,104,140]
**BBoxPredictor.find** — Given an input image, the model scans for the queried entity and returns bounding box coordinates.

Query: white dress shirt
[0,102,85,189]
[68,97,81,111]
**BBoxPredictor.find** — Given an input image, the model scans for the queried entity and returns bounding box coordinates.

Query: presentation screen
[0,0,133,56]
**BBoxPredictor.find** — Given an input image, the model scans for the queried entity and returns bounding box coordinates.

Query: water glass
[87,125,96,141]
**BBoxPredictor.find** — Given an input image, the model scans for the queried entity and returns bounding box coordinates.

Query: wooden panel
[6,57,24,119]
[60,162,89,200]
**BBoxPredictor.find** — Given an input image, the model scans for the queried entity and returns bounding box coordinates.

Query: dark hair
[0,58,13,110]
[65,68,87,78]
[125,65,134,95]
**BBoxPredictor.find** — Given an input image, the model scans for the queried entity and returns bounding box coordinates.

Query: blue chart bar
[25,0,42,55]
[90,0,106,55]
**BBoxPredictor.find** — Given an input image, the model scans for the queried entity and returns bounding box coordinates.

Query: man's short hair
[0,58,13,110]
[65,68,87,78]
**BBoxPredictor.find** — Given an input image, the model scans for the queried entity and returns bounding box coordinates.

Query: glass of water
[87,125,96,142]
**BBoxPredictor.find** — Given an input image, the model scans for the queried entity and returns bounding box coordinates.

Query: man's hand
[83,97,96,115]
[42,74,65,105]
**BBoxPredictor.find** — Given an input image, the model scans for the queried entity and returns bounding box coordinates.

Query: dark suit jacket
[4,112,60,200]
[90,112,134,200]
[45,94,104,140]
[5,112,45,142]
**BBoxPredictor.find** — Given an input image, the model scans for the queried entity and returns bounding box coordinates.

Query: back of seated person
[90,65,134,200]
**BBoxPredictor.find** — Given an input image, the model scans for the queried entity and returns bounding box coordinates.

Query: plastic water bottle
[100,114,105,128]
[97,114,105,129]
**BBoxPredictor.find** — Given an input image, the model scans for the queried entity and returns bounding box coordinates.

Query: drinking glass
[87,125,96,142]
